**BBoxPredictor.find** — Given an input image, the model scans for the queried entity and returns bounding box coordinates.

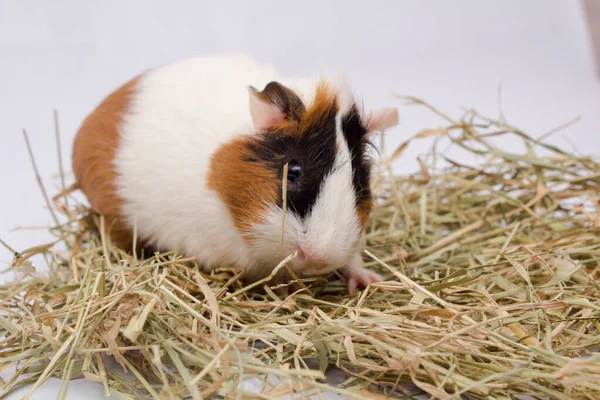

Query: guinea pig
[72,54,398,294]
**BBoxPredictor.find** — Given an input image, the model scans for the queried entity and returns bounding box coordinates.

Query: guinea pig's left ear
[248,86,286,133]
[363,107,399,134]
[248,81,306,133]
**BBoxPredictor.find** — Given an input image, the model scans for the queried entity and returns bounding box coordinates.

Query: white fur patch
[114,55,286,271]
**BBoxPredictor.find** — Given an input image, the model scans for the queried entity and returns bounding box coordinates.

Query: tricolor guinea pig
[72,54,398,294]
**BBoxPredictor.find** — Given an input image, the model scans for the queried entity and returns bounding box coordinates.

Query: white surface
[1,1,600,399]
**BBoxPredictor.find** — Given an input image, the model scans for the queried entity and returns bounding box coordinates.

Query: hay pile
[1,99,600,399]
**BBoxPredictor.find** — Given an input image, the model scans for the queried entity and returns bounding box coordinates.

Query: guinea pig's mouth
[288,250,342,276]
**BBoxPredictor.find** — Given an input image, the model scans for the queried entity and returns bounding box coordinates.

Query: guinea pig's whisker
[310,147,330,165]
[328,157,351,176]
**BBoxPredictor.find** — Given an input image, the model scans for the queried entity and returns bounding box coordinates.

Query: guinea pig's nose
[296,246,329,270]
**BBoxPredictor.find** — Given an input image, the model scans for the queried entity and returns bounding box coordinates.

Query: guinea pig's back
[73,54,282,263]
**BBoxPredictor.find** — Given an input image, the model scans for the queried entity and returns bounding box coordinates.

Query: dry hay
[1,98,600,400]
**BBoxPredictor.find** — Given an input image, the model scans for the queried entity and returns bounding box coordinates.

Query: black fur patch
[243,82,372,221]
[341,106,372,207]
[245,111,338,219]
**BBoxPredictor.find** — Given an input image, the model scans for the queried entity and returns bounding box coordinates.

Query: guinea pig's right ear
[248,81,306,133]
[363,107,399,135]
[248,86,286,133]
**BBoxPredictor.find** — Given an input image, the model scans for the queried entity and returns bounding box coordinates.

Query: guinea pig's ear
[248,86,285,133]
[248,81,305,133]
[363,107,399,135]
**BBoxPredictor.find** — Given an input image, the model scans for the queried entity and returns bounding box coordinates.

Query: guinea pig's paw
[346,266,383,295]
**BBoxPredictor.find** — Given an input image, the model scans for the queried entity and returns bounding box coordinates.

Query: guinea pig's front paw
[346,265,383,295]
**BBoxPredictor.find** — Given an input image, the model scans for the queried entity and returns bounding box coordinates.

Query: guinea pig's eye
[287,160,301,182]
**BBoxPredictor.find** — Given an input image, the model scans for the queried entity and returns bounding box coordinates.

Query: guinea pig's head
[209,79,398,276]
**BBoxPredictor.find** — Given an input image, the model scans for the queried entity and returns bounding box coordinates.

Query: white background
[1,1,599,398]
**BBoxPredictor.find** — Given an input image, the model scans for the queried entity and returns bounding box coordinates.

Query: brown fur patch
[207,137,280,233]
[356,197,373,228]
[72,76,140,251]
[269,81,338,137]
[299,81,338,131]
